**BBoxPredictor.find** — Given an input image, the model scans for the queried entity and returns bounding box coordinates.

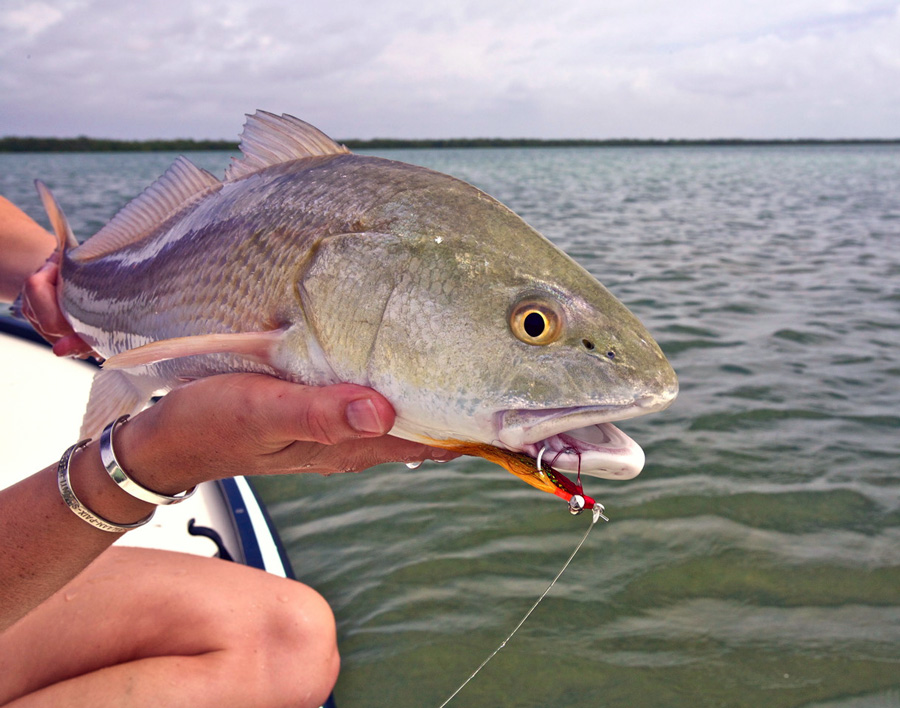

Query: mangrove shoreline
[1,136,899,153]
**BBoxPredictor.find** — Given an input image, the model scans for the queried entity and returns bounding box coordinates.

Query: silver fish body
[46,112,677,500]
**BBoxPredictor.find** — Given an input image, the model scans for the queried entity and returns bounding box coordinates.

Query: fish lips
[496,396,669,480]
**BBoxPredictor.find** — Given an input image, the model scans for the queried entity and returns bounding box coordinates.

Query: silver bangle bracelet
[58,439,155,533]
[100,415,196,506]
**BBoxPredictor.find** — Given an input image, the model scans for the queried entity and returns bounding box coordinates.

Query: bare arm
[0,196,56,303]
[0,374,455,629]
[0,194,96,357]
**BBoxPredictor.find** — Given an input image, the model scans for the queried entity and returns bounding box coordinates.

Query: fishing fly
[537,445,609,521]
[437,448,608,708]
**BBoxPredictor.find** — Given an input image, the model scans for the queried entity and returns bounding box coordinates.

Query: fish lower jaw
[496,403,653,480]
[517,423,645,480]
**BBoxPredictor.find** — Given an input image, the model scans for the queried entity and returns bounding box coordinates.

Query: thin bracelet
[58,439,155,533]
[100,415,196,505]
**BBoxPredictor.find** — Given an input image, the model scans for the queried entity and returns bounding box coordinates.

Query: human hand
[19,256,97,360]
[115,374,459,488]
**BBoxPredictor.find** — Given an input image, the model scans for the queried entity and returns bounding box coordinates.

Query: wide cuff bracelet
[100,415,196,506]
[58,439,155,533]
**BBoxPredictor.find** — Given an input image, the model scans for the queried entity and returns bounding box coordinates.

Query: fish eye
[509,299,563,345]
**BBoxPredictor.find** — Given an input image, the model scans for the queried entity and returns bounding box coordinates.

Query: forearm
[0,391,226,630]
[0,196,56,304]
[0,440,157,630]
[0,373,453,630]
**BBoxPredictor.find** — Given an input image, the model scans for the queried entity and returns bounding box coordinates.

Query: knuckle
[302,406,342,446]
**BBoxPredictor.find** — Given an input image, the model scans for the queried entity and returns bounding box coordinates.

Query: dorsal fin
[224,111,350,182]
[73,156,222,261]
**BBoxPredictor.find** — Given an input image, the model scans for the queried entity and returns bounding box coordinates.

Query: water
[2,145,899,707]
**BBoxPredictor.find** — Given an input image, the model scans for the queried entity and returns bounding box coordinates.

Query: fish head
[297,162,677,497]
[485,276,678,482]
[430,231,677,487]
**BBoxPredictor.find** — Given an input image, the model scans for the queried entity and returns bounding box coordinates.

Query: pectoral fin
[103,330,286,370]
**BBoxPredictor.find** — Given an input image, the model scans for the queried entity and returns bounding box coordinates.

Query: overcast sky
[1,0,899,140]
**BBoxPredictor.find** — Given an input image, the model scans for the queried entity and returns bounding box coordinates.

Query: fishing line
[437,504,606,708]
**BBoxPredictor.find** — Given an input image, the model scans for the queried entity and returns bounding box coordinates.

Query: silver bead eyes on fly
[568,494,586,515]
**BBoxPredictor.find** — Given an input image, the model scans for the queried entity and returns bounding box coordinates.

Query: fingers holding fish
[112,374,460,489]
[20,259,66,338]
[210,376,399,443]
[210,376,462,474]
[20,258,97,360]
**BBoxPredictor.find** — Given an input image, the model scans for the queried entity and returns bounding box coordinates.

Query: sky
[1,0,899,141]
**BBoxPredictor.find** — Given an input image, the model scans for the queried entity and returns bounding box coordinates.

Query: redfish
[38,111,677,506]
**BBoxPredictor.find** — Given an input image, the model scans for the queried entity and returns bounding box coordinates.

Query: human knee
[267,583,339,669]
[243,584,340,707]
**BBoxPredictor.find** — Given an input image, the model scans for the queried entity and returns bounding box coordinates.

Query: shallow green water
[2,145,898,707]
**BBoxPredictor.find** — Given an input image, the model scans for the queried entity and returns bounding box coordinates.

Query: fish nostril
[582,339,595,351]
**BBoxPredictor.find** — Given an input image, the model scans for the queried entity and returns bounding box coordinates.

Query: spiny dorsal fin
[73,156,222,261]
[224,111,350,182]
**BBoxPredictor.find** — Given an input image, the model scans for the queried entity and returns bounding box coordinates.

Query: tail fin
[10,183,77,320]
[35,180,78,255]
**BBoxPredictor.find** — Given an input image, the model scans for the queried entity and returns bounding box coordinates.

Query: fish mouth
[423,393,675,506]
[521,422,644,480]
[496,395,672,481]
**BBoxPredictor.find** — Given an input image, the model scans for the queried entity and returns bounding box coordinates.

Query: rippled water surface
[2,146,899,707]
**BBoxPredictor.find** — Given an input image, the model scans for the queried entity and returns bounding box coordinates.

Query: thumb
[238,379,398,447]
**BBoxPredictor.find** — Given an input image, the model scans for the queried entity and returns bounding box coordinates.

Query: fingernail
[346,398,386,435]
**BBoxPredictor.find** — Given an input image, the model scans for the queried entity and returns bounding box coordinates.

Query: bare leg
[0,547,339,708]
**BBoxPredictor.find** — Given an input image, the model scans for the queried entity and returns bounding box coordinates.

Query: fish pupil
[524,311,547,338]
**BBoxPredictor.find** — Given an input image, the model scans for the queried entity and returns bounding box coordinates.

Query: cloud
[0,1,63,38]
[0,0,898,139]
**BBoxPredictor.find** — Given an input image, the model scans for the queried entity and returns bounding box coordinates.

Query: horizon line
[2,135,899,152]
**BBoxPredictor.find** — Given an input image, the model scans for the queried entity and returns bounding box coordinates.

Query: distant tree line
[1,135,898,153]
[0,137,239,152]
[347,137,900,149]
